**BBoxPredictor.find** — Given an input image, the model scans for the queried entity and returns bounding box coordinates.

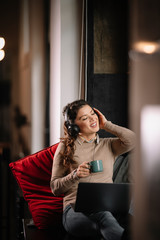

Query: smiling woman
[75,105,99,141]
[50,99,135,240]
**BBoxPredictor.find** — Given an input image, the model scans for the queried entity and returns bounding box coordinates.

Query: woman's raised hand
[76,161,90,178]
[93,108,107,129]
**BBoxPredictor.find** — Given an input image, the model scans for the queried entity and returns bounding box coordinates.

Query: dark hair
[60,99,90,168]
[63,99,89,124]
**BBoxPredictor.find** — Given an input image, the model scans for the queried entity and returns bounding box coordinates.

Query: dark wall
[86,0,129,137]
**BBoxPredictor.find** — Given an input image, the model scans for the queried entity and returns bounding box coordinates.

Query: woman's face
[75,105,99,140]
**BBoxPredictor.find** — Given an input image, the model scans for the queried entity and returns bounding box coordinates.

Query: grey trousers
[63,205,124,240]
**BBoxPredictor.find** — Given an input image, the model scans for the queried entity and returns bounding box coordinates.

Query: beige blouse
[50,121,135,210]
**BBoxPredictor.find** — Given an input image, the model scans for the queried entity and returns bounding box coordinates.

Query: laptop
[74,182,131,214]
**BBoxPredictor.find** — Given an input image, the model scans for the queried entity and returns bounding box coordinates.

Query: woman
[50,99,135,240]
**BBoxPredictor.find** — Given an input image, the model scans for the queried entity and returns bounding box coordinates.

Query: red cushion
[9,143,63,229]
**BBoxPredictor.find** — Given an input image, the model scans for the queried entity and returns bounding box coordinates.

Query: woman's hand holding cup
[76,161,91,178]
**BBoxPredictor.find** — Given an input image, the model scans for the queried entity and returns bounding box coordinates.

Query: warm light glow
[134,41,160,54]
[0,50,5,61]
[0,37,5,50]
[141,105,160,176]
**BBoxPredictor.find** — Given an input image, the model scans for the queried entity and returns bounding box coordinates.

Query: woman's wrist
[73,169,80,179]
[101,120,109,130]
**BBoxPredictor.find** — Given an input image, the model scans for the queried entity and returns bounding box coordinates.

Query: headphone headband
[64,107,69,122]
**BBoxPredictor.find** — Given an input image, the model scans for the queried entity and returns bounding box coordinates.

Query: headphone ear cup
[66,122,80,138]
[64,108,80,137]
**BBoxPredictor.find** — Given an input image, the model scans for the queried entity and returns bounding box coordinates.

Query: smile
[90,122,97,127]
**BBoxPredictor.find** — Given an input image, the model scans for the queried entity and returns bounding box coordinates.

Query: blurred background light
[0,49,5,61]
[134,41,160,54]
[141,105,160,176]
[0,37,5,49]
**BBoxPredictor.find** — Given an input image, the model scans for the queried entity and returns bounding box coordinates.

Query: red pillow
[9,143,63,229]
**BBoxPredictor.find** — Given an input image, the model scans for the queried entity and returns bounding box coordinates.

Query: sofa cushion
[113,153,132,183]
[9,143,63,229]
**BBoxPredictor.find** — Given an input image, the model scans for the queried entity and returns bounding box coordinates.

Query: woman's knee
[63,206,99,237]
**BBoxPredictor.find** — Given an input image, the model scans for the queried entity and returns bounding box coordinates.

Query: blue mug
[89,160,103,173]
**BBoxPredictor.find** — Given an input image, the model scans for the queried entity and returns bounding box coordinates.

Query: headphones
[64,107,80,138]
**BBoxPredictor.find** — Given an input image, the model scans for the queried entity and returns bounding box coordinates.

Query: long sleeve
[50,142,79,196]
[103,121,135,157]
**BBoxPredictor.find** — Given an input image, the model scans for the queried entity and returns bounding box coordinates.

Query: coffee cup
[89,160,103,173]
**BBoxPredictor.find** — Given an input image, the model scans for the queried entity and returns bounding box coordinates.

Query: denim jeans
[63,205,124,240]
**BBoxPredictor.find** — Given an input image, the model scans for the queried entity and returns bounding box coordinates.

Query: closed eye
[82,112,95,120]
[82,117,88,121]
